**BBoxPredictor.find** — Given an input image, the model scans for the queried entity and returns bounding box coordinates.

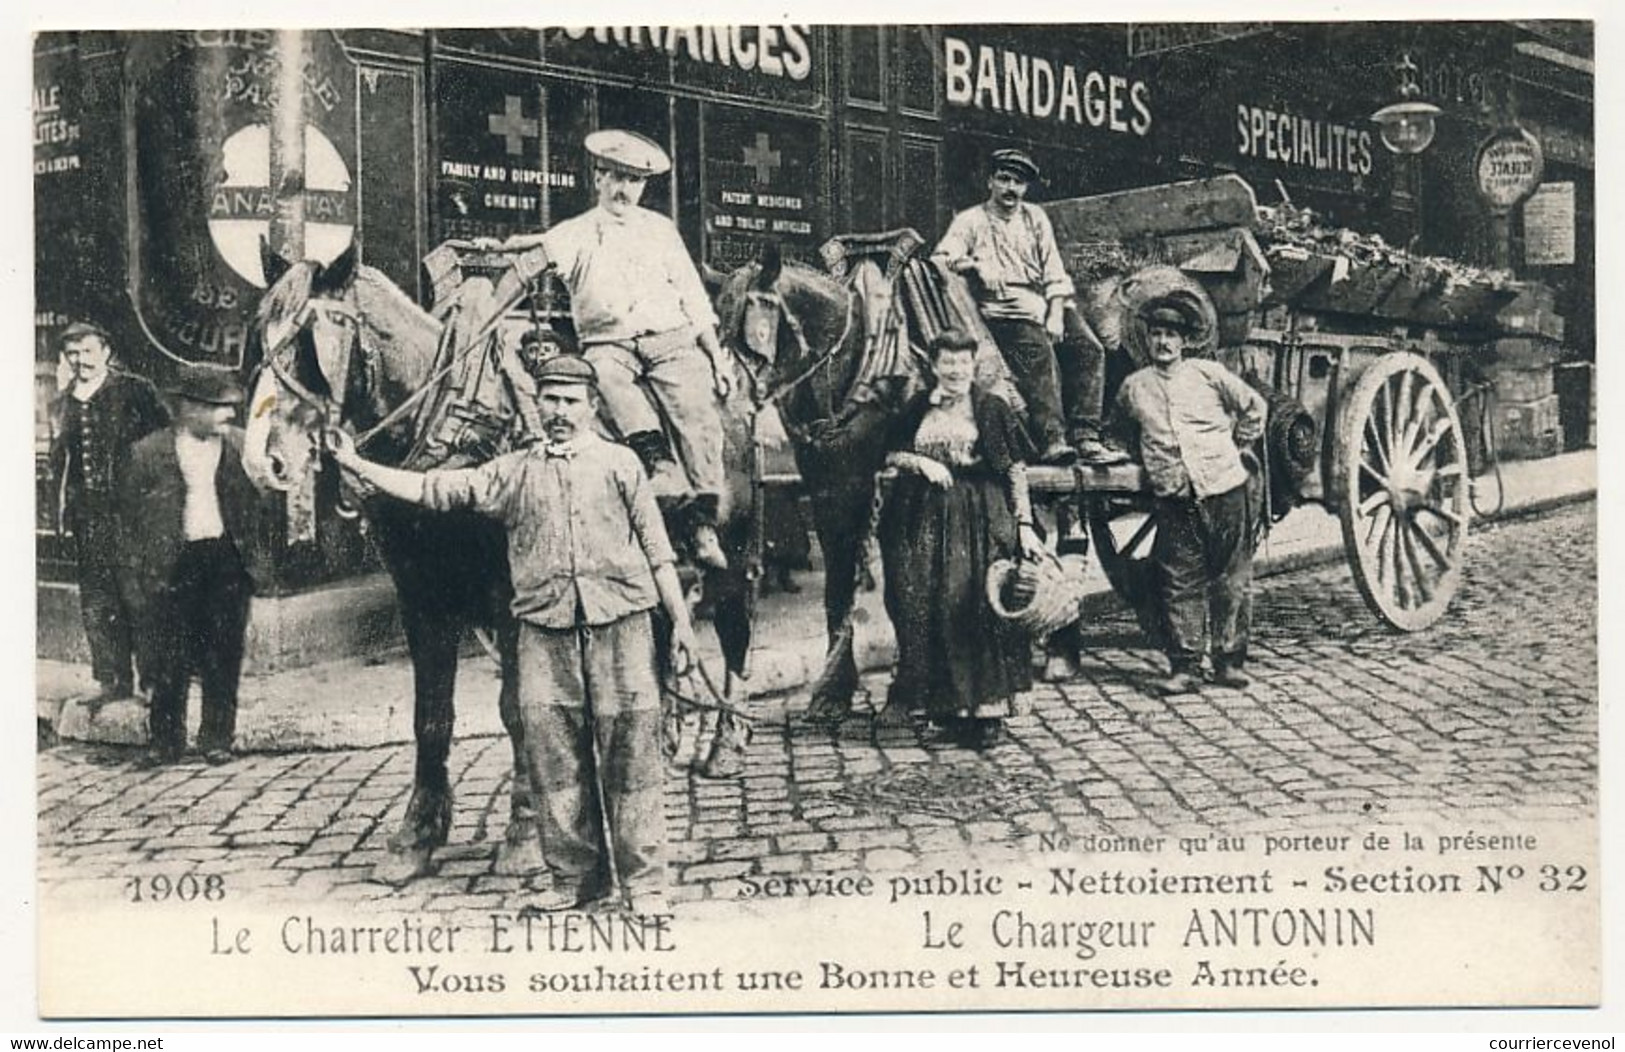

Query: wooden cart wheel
[1087,496,1165,642]
[1335,351,1470,631]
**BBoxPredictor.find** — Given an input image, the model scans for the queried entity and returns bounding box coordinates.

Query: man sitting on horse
[485,129,732,570]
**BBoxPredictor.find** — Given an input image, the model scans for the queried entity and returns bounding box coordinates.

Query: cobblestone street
[36,502,1597,917]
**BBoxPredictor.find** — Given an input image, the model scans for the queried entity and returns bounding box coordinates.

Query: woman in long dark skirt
[877,328,1046,749]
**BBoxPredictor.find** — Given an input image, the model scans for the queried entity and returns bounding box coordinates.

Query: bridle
[743,282,858,412]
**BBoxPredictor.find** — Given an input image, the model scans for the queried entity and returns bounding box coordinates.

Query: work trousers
[585,334,725,505]
[1153,478,1257,671]
[518,613,667,903]
[143,538,252,755]
[983,318,1066,449]
[1057,308,1108,438]
[72,510,136,695]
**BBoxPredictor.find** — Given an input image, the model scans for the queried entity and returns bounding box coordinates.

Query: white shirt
[541,206,719,345]
[175,431,225,541]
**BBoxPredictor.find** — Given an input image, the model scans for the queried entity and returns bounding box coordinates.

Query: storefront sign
[1523,182,1575,266]
[704,110,820,269]
[540,26,822,107]
[942,34,1151,136]
[1127,22,1271,58]
[128,30,359,367]
[1475,125,1544,212]
[33,80,82,177]
[1235,103,1374,176]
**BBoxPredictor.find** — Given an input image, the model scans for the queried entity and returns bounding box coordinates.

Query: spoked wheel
[1086,495,1164,641]
[1335,352,1470,631]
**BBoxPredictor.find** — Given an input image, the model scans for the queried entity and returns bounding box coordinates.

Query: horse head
[244,241,442,495]
[716,242,861,423]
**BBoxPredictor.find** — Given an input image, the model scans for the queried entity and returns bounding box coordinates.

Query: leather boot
[1156,665,1202,696]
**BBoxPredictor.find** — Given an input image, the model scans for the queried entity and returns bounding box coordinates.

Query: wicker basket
[986,552,1088,636]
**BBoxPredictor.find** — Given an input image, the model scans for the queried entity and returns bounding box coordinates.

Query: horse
[714,243,912,722]
[242,242,760,884]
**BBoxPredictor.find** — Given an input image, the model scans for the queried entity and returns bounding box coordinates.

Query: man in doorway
[330,354,697,915]
[932,147,1123,465]
[49,320,167,705]
[487,128,732,570]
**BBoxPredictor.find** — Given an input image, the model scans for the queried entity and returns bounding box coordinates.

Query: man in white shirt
[490,129,732,570]
[933,148,1124,466]
[118,365,267,766]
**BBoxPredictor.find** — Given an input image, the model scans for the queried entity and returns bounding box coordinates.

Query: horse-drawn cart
[1015,175,1545,633]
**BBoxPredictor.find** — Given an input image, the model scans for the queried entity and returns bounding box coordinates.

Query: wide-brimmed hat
[990,148,1041,184]
[586,129,671,177]
[534,353,598,388]
[166,363,245,405]
[1139,295,1202,334]
[58,320,111,346]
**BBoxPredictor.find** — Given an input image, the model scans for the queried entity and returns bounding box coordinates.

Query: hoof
[872,702,911,730]
[1042,654,1081,683]
[700,740,746,779]
[494,829,546,877]
[371,846,435,886]
[802,698,851,725]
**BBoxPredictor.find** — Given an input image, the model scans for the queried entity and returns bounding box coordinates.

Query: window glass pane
[848,131,886,232]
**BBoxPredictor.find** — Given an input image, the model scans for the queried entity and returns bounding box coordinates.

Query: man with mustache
[48,320,167,706]
[329,354,698,916]
[485,129,732,570]
[932,148,1123,466]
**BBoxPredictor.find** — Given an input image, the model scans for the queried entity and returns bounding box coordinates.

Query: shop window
[847,128,887,233]
[845,26,885,108]
[358,65,422,299]
[703,104,824,269]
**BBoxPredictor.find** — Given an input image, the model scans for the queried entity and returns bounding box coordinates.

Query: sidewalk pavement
[36,448,1596,752]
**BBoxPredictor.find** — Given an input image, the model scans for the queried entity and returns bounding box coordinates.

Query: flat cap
[534,353,598,388]
[1139,296,1201,334]
[58,320,111,345]
[586,129,671,177]
[990,148,1041,184]
[166,363,246,405]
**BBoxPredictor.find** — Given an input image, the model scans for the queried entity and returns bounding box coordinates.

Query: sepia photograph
[24,14,1602,1021]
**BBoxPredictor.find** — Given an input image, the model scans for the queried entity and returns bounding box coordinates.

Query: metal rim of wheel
[1336,351,1470,632]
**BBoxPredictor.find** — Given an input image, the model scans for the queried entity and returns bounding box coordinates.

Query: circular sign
[1475,126,1544,212]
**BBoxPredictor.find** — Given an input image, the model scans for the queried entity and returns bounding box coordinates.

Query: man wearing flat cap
[1111,293,1267,696]
[486,128,733,570]
[118,364,270,766]
[933,148,1120,466]
[48,320,167,706]
[331,354,699,916]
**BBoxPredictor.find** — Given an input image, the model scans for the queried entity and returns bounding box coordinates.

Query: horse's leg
[702,573,751,779]
[493,611,545,876]
[374,599,459,885]
[804,488,862,722]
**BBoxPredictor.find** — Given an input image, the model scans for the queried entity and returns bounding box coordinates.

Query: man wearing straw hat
[330,354,697,915]
[486,128,733,571]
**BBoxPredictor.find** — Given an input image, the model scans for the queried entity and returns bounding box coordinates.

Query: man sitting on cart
[484,129,732,570]
[1112,293,1267,696]
[932,147,1125,467]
